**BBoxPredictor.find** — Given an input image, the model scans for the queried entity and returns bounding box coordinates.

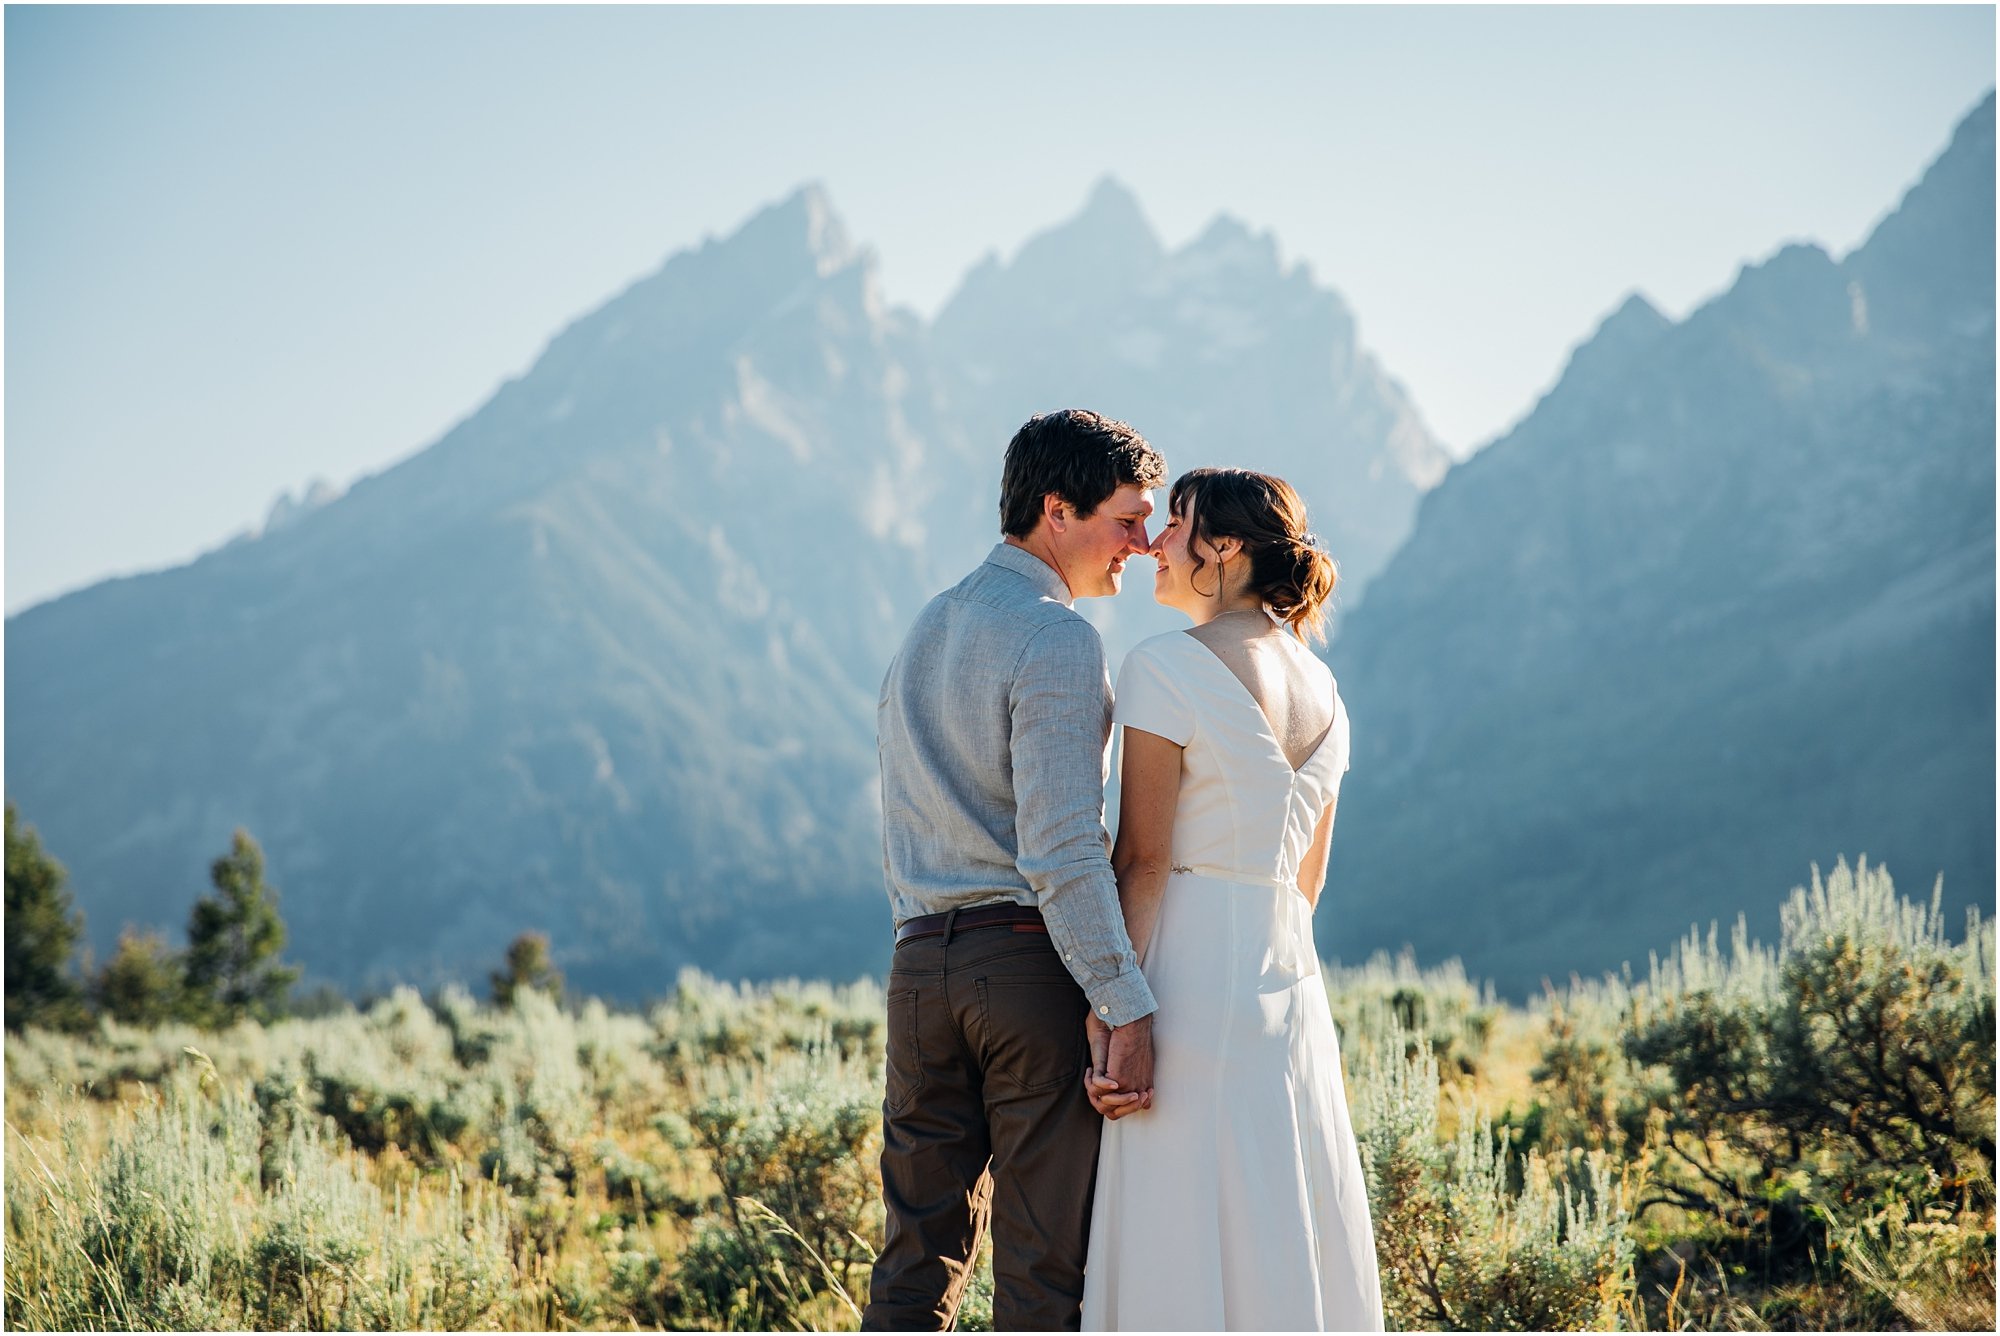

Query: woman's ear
[1212,535,1243,563]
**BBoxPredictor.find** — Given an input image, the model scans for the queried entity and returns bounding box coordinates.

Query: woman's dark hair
[1169,467,1339,643]
[999,409,1167,538]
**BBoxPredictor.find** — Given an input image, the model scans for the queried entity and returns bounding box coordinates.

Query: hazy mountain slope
[6,186,975,998]
[8,175,1456,998]
[1322,95,1997,996]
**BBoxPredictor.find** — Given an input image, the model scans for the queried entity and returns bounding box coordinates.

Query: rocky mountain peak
[1845,90,1996,335]
[1603,289,1669,333]
[1172,213,1282,281]
[1536,288,1674,405]
[931,178,1163,352]
[1733,241,1841,299]
[260,478,343,536]
[984,176,1161,292]
[1076,174,1155,240]
[714,181,859,280]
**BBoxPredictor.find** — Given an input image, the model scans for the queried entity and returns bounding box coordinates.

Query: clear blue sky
[5,3,1993,614]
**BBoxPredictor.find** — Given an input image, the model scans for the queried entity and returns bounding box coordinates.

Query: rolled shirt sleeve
[1009,620,1158,1026]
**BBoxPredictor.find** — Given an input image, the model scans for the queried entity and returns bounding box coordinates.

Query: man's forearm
[1036,861,1157,1025]
[1009,621,1155,1024]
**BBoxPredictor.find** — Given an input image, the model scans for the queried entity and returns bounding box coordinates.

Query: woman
[1079,468,1384,1332]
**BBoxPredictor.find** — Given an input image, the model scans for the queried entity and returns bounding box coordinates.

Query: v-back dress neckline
[1175,629,1337,777]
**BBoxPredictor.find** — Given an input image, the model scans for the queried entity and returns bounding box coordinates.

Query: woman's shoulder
[1117,630,1203,679]
[1114,632,1202,743]
[1130,629,1201,660]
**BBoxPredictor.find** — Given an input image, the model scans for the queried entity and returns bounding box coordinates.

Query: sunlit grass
[6,863,1992,1330]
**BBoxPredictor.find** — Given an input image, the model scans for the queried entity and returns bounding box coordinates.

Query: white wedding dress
[1081,630,1384,1332]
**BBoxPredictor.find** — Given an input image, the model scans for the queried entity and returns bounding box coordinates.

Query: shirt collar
[984,541,1073,607]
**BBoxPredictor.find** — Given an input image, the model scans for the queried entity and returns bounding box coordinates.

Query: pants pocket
[884,987,923,1115]
[975,976,1087,1095]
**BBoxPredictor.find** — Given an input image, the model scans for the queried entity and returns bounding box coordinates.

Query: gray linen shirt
[878,542,1158,1026]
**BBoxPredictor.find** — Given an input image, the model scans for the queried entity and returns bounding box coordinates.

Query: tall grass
[6,861,1992,1330]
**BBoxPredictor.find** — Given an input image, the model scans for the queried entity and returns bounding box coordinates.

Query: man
[864,409,1165,1331]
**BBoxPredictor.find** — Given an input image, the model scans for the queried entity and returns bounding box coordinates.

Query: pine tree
[91,928,189,1027]
[183,828,299,1025]
[491,931,564,1008]
[5,802,90,1032]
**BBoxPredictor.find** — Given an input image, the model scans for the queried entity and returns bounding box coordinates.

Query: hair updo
[1168,467,1339,643]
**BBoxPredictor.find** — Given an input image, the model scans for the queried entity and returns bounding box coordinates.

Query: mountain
[260,479,343,537]
[4,185,980,997]
[5,181,1440,1000]
[934,176,1448,656]
[1321,95,1997,997]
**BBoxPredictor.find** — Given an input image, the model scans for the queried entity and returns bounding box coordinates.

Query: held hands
[1083,1011,1155,1121]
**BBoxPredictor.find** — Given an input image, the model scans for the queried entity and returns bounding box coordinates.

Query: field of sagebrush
[4,859,1993,1331]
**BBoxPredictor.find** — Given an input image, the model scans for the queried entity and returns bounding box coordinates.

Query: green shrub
[4,1063,266,1329]
[1328,949,1501,1081]
[592,1135,676,1225]
[650,968,885,1068]
[4,1054,514,1332]
[251,1109,379,1328]
[378,1172,515,1330]
[1352,1025,1636,1330]
[602,1235,672,1325]
[91,928,194,1029]
[289,989,474,1161]
[91,1067,263,1326]
[1518,977,1653,1159]
[1622,858,1995,1249]
[670,1047,882,1329]
[1834,1188,1997,1331]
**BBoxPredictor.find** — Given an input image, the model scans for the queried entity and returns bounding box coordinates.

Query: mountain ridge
[6,176,1444,998]
[1321,93,1995,996]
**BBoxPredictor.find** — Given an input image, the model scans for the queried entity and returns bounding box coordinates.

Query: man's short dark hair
[998,409,1167,539]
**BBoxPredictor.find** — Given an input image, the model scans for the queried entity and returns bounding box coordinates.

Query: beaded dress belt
[895,902,1046,946]
[1171,863,1290,889]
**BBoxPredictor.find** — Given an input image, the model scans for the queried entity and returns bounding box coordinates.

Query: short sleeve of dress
[1113,640,1197,747]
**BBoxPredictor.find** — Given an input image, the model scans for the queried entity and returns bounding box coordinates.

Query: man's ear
[1042,492,1070,534]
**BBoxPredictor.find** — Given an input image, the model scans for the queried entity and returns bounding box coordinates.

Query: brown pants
[862,921,1101,1331]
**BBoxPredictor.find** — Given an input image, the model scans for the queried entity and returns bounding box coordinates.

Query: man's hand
[1082,1011,1154,1120]
[1083,1011,1139,1119]
[1085,1009,1112,1076]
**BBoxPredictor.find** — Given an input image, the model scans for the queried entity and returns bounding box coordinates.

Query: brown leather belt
[895,902,1046,946]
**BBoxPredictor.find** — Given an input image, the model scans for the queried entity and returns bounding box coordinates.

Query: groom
[863,409,1165,1331]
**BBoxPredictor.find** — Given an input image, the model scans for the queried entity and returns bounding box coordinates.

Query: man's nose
[1128,525,1154,555]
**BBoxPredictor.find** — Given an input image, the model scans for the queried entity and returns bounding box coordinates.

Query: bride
[1080,467,1384,1332]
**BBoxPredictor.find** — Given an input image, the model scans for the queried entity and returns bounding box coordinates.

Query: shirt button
[1098,1005,1109,1015]
[1064,952,1073,960]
